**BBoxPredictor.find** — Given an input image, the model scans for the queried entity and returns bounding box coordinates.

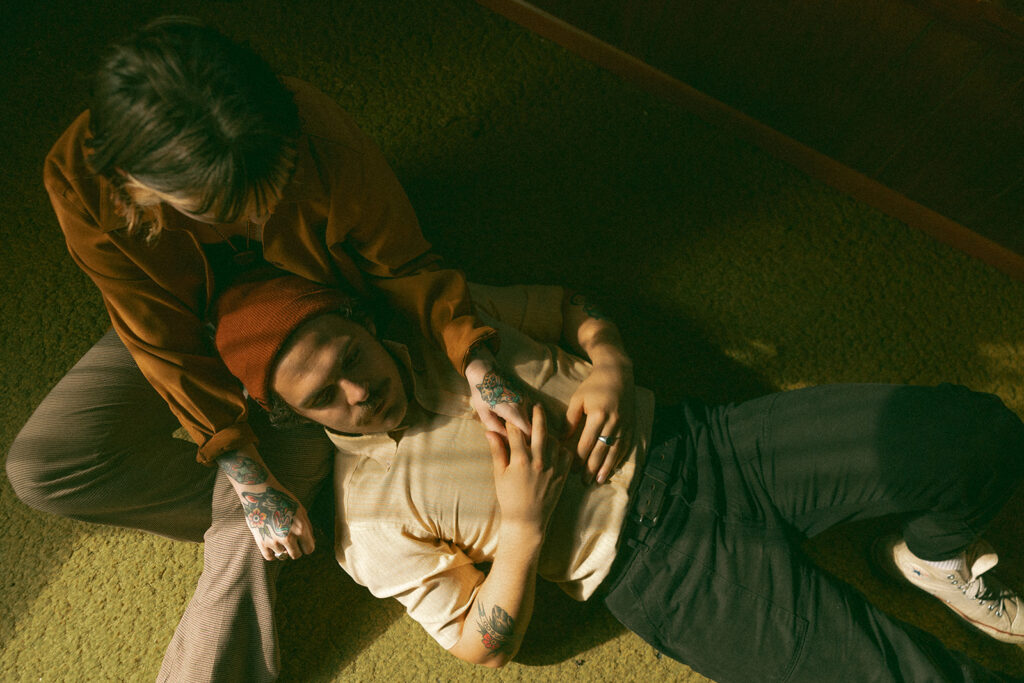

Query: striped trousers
[6,328,334,682]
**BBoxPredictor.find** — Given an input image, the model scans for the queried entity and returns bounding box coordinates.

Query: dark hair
[265,392,314,429]
[86,16,300,241]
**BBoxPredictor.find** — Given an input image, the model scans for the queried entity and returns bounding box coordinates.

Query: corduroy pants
[604,384,1024,682]
[7,328,334,682]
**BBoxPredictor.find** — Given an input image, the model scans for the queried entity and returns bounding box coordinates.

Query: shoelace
[949,571,1010,617]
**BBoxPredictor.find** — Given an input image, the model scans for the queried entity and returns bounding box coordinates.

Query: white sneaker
[877,535,1024,645]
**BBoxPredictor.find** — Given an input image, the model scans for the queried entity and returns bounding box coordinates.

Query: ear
[344,298,376,336]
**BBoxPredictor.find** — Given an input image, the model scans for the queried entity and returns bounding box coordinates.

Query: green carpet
[2,1,1023,680]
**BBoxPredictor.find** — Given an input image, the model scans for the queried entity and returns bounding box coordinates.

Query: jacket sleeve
[312,91,497,375]
[45,166,256,465]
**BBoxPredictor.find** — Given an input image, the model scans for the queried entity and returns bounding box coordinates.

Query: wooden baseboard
[475,0,1024,281]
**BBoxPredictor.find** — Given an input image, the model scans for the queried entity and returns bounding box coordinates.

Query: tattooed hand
[476,372,522,407]
[241,487,297,542]
[217,445,316,561]
[465,347,532,437]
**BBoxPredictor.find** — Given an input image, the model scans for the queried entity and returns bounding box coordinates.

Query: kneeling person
[214,273,1024,681]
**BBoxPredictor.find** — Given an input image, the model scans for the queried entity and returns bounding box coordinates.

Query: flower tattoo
[475,372,522,407]
[240,487,296,541]
[218,453,269,485]
[477,602,515,653]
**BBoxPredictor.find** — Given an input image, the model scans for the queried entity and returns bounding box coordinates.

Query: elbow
[481,653,513,669]
[458,653,513,669]
[449,644,516,669]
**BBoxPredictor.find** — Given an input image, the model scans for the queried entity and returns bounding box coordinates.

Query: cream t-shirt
[330,283,655,649]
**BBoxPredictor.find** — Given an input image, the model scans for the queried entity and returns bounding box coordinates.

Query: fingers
[295,509,316,555]
[502,405,551,469]
[574,412,633,484]
[255,537,275,562]
[485,430,510,472]
[530,405,547,465]
[575,413,604,463]
[256,507,315,562]
[492,400,533,438]
[594,426,632,485]
[476,404,508,437]
[564,397,584,444]
[579,413,616,481]
[507,419,529,465]
[530,406,571,477]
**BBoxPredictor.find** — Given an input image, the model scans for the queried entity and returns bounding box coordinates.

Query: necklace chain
[209,221,258,266]
[208,221,252,253]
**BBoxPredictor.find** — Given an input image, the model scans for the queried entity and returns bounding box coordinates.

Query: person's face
[271,313,408,435]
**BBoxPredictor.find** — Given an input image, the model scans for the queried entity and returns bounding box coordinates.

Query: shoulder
[44,111,121,235]
[45,112,95,203]
[282,76,367,152]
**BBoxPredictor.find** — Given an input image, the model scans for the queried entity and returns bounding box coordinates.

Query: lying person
[212,271,1024,681]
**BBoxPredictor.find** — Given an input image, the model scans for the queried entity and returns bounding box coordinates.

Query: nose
[340,377,370,406]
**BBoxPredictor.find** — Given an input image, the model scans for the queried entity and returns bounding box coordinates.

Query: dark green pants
[604,384,1024,682]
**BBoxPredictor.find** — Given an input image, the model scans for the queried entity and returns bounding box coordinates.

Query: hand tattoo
[477,602,515,653]
[218,453,269,485]
[569,292,608,320]
[241,487,296,541]
[476,372,522,407]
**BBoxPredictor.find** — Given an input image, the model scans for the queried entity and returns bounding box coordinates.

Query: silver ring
[274,551,287,559]
[597,435,617,446]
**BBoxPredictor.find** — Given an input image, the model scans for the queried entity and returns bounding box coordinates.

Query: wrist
[586,343,633,370]
[465,355,495,384]
[498,521,545,552]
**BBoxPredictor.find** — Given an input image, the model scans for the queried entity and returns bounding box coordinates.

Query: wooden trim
[910,0,1024,51]
[475,0,1024,281]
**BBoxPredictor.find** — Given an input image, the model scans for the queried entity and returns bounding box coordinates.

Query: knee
[6,428,92,519]
[6,431,55,513]
[939,385,1024,478]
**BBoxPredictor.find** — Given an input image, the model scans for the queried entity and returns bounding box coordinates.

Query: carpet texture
[2,1,1023,680]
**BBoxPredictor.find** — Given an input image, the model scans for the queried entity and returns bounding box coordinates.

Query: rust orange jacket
[43,77,496,465]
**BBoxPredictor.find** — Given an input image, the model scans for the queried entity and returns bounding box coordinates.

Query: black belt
[623,429,682,545]
[598,420,685,597]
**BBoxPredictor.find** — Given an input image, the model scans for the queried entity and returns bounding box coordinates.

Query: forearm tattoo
[569,292,608,320]
[476,372,522,407]
[241,487,296,540]
[218,453,269,485]
[476,602,515,653]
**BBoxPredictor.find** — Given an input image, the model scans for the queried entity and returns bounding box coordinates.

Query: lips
[358,378,389,424]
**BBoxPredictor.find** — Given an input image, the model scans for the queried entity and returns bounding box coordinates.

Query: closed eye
[343,348,361,369]
[311,385,336,409]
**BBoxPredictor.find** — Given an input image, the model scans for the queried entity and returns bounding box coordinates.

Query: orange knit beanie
[214,274,352,408]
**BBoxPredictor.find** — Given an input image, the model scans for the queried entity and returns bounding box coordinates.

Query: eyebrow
[297,337,353,410]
